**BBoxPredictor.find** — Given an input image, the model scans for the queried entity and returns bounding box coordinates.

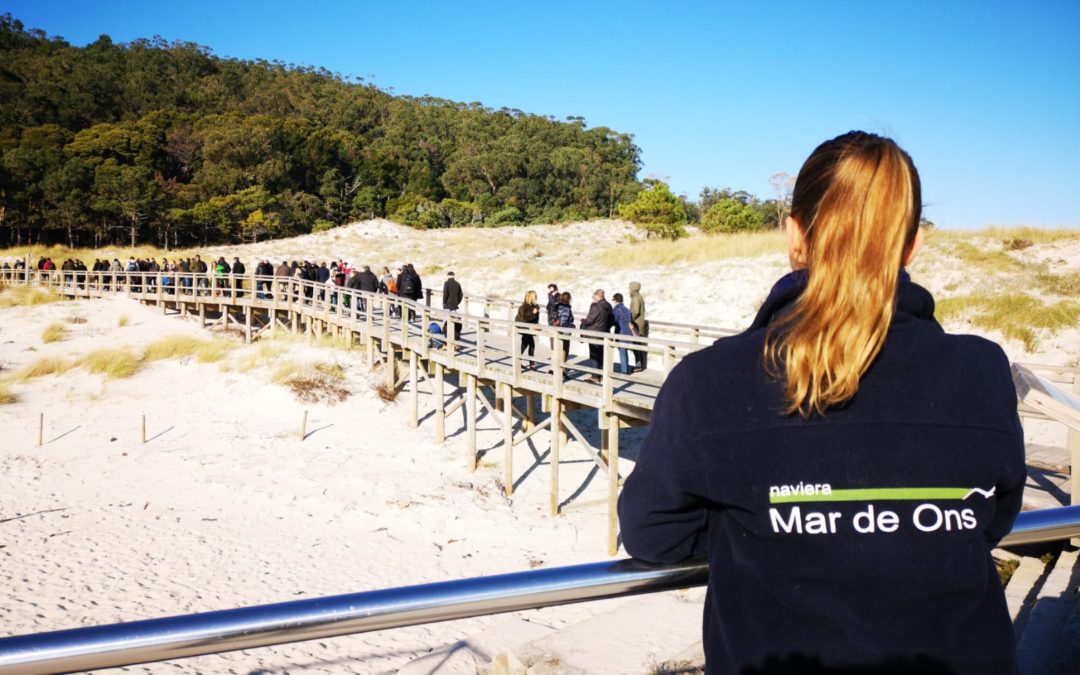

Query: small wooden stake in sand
[141,415,146,444]
[300,410,308,441]
[38,412,43,447]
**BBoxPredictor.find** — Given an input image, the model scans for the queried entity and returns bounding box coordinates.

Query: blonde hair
[765,131,921,417]
[524,290,537,304]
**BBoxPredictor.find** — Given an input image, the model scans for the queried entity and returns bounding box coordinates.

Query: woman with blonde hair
[619,131,1025,674]
[516,290,541,367]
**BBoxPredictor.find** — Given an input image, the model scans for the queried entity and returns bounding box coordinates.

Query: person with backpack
[553,291,575,363]
[611,292,636,375]
[398,263,422,321]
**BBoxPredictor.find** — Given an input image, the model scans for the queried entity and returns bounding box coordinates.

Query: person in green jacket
[629,281,647,371]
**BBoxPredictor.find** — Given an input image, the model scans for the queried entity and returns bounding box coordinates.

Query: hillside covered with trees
[0,15,652,247]
[0,15,798,249]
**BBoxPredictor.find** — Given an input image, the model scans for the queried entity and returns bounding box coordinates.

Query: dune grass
[77,348,142,379]
[926,226,1080,246]
[271,359,348,403]
[936,293,1080,351]
[41,322,67,343]
[944,241,1026,274]
[224,341,288,373]
[0,382,16,404]
[16,356,72,380]
[144,334,237,363]
[1036,270,1080,297]
[117,314,130,327]
[0,286,65,308]
[597,230,786,268]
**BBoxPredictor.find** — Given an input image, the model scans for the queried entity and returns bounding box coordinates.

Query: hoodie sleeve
[618,361,710,562]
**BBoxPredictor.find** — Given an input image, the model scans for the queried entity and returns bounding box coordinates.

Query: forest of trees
[0,15,796,248]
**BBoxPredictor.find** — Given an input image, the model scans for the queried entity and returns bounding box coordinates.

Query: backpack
[387,278,398,294]
[401,275,416,296]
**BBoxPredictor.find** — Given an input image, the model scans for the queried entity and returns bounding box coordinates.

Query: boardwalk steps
[396,549,1079,675]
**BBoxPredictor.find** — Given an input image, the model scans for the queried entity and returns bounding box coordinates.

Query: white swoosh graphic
[964,487,996,500]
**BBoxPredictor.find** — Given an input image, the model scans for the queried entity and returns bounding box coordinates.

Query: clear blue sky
[4,0,1078,229]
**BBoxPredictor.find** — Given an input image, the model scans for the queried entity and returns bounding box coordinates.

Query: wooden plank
[607,414,620,556]
[1012,364,1080,432]
[435,362,446,443]
[467,373,477,473]
[503,383,514,496]
[551,398,562,516]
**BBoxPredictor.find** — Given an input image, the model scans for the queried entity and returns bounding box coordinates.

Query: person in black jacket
[579,289,613,383]
[618,131,1025,675]
[398,263,422,321]
[442,271,463,339]
[546,283,560,351]
[355,265,379,312]
[231,257,245,297]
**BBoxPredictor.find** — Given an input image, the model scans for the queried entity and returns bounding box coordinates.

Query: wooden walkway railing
[4,268,1078,550]
[2,268,723,553]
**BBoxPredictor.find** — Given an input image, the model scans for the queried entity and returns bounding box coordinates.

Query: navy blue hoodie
[618,272,1025,674]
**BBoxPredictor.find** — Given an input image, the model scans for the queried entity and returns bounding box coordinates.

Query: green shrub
[700,199,764,233]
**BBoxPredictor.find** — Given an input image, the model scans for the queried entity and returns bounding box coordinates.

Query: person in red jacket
[618,131,1025,674]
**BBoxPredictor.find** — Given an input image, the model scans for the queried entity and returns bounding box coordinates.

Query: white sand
[1,222,1077,673]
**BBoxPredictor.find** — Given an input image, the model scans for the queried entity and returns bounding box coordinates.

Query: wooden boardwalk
[4,268,1078,554]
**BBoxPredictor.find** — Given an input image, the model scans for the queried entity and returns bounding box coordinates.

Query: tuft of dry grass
[0,382,17,404]
[1036,271,1080,298]
[66,314,87,324]
[996,558,1020,587]
[927,227,1080,247]
[945,241,1026,274]
[270,359,304,385]
[373,381,400,402]
[16,356,72,380]
[0,286,65,308]
[77,348,142,379]
[272,360,348,404]
[144,335,236,363]
[226,341,288,373]
[597,230,786,268]
[936,293,1080,352]
[117,314,129,327]
[982,227,1080,245]
[41,322,67,343]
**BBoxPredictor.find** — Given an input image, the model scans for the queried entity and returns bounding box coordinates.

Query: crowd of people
[515,280,648,378]
[3,253,652,377]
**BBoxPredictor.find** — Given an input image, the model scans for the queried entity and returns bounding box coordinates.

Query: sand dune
[0,221,1077,673]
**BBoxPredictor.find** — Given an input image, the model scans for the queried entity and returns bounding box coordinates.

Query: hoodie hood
[747,269,937,332]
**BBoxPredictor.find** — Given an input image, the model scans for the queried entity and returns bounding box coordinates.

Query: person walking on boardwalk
[611,293,635,375]
[442,270,464,340]
[553,291,575,363]
[618,131,1025,675]
[628,281,647,371]
[273,260,290,300]
[516,290,541,367]
[580,289,614,383]
[231,257,246,297]
[398,263,422,321]
[356,265,379,312]
[546,283,560,351]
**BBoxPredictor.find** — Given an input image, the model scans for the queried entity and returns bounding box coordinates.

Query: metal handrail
[1,506,1078,674]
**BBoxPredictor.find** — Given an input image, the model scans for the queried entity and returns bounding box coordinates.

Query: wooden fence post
[550,398,562,515]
